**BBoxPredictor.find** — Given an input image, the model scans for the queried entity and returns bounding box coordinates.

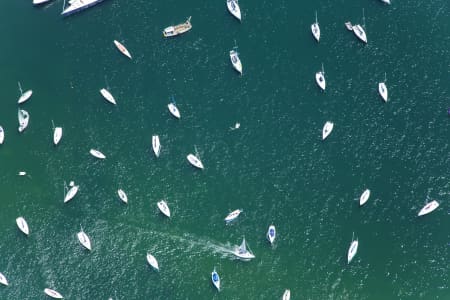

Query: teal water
[0,0,448,299]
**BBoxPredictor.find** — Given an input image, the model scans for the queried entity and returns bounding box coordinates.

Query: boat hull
[62,0,106,17]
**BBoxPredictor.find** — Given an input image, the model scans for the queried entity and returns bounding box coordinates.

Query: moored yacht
[211,268,220,291]
[163,17,192,37]
[418,200,439,216]
[359,189,370,206]
[315,64,326,90]
[77,226,92,251]
[157,200,171,217]
[0,272,8,286]
[267,225,276,244]
[152,135,161,157]
[230,48,242,75]
[322,121,334,140]
[16,217,29,236]
[0,126,4,144]
[347,236,358,264]
[187,154,204,169]
[61,0,107,17]
[352,24,367,43]
[146,253,159,271]
[283,289,291,300]
[227,0,241,21]
[311,11,320,42]
[100,88,117,105]
[118,189,128,204]
[90,149,106,159]
[18,109,29,133]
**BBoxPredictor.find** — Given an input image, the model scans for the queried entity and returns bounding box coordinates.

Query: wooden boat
[418,200,439,216]
[0,272,8,286]
[359,189,371,206]
[146,253,159,271]
[152,135,161,157]
[315,63,326,90]
[226,0,241,21]
[113,40,132,59]
[224,209,242,222]
[157,200,171,217]
[311,11,320,42]
[0,126,4,144]
[322,121,334,140]
[118,189,128,204]
[163,17,192,37]
[44,288,63,299]
[100,88,117,105]
[77,226,92,251]
[187,154,204,169]
[90,149,106,159]
[16,217,29,236]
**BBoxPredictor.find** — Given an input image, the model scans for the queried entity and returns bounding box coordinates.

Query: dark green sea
[0,0,448,299]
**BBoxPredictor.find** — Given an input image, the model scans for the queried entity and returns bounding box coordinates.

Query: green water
[0,0,448,299]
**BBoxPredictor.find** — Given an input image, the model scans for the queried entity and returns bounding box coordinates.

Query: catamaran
[118,189,128,204]
[77,226,92,251]
[227,0,241,21]
[211,268,220,291]
[322,121,334,140]
[230,48,243,75]
[0,272,8,286]
[146,253,159,271]
[187,154,204,169]
[18,109,29,133]
[157,200,171,217]
[44,288,63,299]
[359,189,370,206]
[64,183,79,203]
[225,209,242,223]
[113,40,132,59]
[16,217,29,236]
[61,0,107,17]
[163,17,192,37]
[347,235,358,264]
[311,11,320,42]
[315,63,326,90]
[90,149,106,159]
[100,88,117,105]
[418,200,439,216]
[267,225,276,244]
[232,237,255,260]
[0,126,4,144]
[152,135,161,157]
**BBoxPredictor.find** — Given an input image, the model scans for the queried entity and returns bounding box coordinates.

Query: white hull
[345,22,353,31]
[267,225,276,244]
[378,82,388,102]
[211,269,220,291]
[33,0,52,4]
[18,90,33,104]
[418,200,439,216]
[187,154,204,169]
[230,50,242,74]
[64,185,79,203]
[113,40,132,59]
[90,149,106,159]
[315,71,326,90]
[227,0,241,21]
[347,240,358,263]
[233,238,255,260]
[322,121,334,140]
[311,23,320,42]
[157,200,171,217]
[44,288,63,299]
[53,127,62,145]
[352,24,367,43]
[77,230,92,251]
[283,289,291,300]
[118,189,128,204]
[0,126,4,144]
[168,103,181,119]
[146,253,159,271]
[100,88,117,105]
[16,217,29,236]
[18,109,29,133]
[0,272,8,286]
[381,0,391,4]
[61,0,105,16]
[152,135,161,157]
[225,209,241,222]
[359,189,370,206]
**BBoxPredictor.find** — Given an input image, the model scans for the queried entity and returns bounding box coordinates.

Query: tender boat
[118,189,128,204]
[359,189,370,206]
[113,40,132,59]
[44,288,63,299]
[224,209,242,222]
[345,21,353,31]
[311,11,320,42]
[90,149,106,159]
[315,64,326,90]
[152,135,161,157]
[352,24,367,43]
[0,272,8,286]
[53,127,63,145]
[227,0,241,21]
[100,88,117,105]
[168,102,181,119]
[283,289,291,300]
[211,268,220,291]
[347,237,358,264]
[322,121,334,140]
[61,0,106,17]
[146,253,159,271]
[232,237,255,260]
[267,225,276,244]
[18,109,30,133]
[157,200,171,217]
[0,126,4,144]
[163,17,192,37]
[418,200,439,216]
[77,227,92,251]
[64,184,79,203]
[187,154,204,169]
[230,49,242,75]
[16,217,29,236]
[379,82,388,102]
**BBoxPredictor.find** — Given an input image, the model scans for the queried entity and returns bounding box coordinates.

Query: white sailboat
[380,0,391,4]
[17,82,33,104]
[113,40,132,59]
[61,0,106,17]
[224,209,242,222]
[282,289,291,300]
[378,73,388,102]
[322,121,334,140]
[347,234,358,264]
[16,217,29,236]
[64,182,79,203]
[52,120,62,146]
[157,200,171,217]
[267,225,276,244]
[152,135,161,157]
[118,189,128,204]
[0,272,8,286]
[187,153,204,169]
[146,253,159,271]
[0,126,4,144]
[359,189,370,206]
[352,10,367,43]
[211,268,220,291]
[232,237,255,260]
[311,11,320,42]
[226,0,241,21]
[18,109,30,133]
[100,88,117,105]
[168,102,181,119]
[230,48,243,75]
[418,200,439,216]
[77,226,92,251]
[44,288,63,299]
[315,63,326,90]
[33,0,53,5]
[90,149,106,159]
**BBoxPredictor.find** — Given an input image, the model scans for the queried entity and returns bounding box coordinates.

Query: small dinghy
[18,171,27,176]
[232,237,255,260]
[18,109,30,133]
[347,235,358,264]
[90,149,106,159]
[322,121,334,140]
[152,135,161,157]
[118,189,128,204]
[230,48,243,75]
[64,184,79,203]
[283,289,291,300]
[226,0,241,21]
[211,268,220,291]
[187,153,204,169]
[157,200,171,218]
[53,127,62,145]
[17,82,32,104]
[77,226,92,251]
[44,288,63,299]
[0,272,8,286]
[146,253,159,271]
[359,189,370,206]
[315,63,326,90]
[100,88,117,105]
[16,217,29,236]
[224,209,242,223]
[345,21,353,31]
[418,200,439,216]
[311,11,320,42]
[168,102,181,119]
[113,40,132,59]
[0,126,4,144]
[267,225,276,244]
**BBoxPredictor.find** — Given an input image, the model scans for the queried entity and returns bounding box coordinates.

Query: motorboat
[61,0,106,17]
[163,17,192,37]
[352,24,367,43]
[230,49,242,75]
[224,209,242,222]
[226,0,241,21]
[100,88,117,105]
[232,237,255,260]
[0,272,8,286]
[311,11,320,42]
[90,149,106,159]
[322,121,334,140]
[157,200,171,217]
[315,64,326,90]
[77,227,92,251]
[64,184,79,203]
[359,189,370,206]
[152,135,161,157]
[113,40,132,59]
[378,79,388,102]
[168,102,181,119]
[16,217,29,236]
[187,154,204,169]
[347,237,358,264]
[211,268,220,291]
[267,225,276,244]
[44,288,63,299]
[118,189,128,204]
[418,200,439,216]
[345,22,353,31]
[0,126,4,144]
[18,109,29,133]
[146,253,159,271]
[283,289,291,300]
[53,127,62,145]
[18,171,27,176]
[17,82,32,104]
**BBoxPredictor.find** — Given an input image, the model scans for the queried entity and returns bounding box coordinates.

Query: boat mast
[315,11,318,24]
[18,81,23,95]
[62,0,66,12]
[51,119,55,131]
[362,8,366,28]
[321,63,324,74]
[384,72,387,82]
